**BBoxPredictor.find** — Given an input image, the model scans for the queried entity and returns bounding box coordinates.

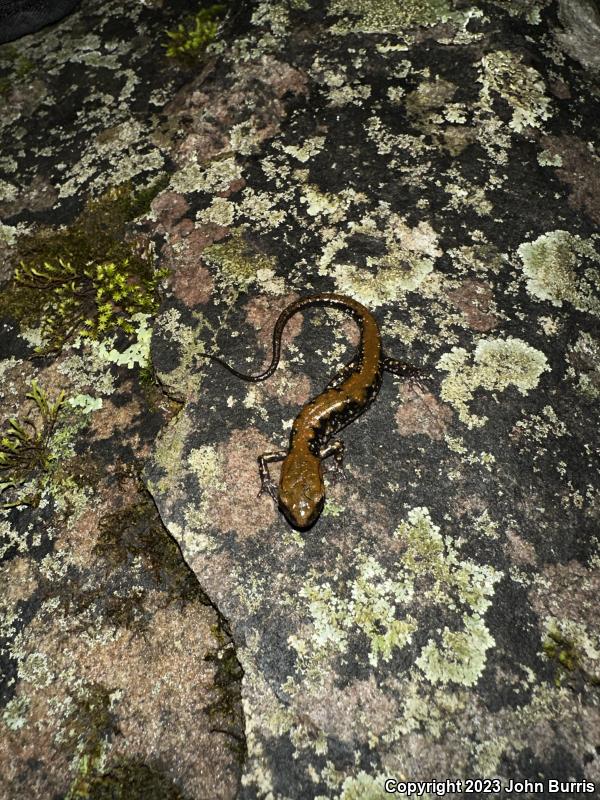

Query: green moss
[543,621,600,688]
[0,381,66,508]
[93,493,209,608]
[204,623,247,763]
[0,49,34,100]
[0,179,169,354]
[63,683,118,800]
[164,4,226,66]
[70,761,188,800]
[63,683,188,800]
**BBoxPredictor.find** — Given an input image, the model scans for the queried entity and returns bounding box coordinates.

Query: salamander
[202,293,422,530]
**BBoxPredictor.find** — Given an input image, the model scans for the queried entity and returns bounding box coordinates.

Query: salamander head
[278,449,325,530]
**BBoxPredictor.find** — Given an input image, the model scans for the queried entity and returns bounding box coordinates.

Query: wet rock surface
[1,0,600,798]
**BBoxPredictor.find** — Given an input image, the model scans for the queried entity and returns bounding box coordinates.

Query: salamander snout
[278,451,325,530]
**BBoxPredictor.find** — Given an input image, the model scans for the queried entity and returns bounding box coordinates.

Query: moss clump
[0,49,34,100]
[0,380,65,508]
[93,493,210,609]
[63,683,187,800]
[0,179,169,354]
[543,623,600,688]
[164,4,226,65]
[70,761,188,800]
[204,622,246,763]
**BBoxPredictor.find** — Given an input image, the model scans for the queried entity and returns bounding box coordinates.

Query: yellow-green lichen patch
[0,182,169,354]
[288,552,417,677]
[320,771,389,800]
[479,50,551,134]
[328,0,454,34]
[537,149,563,167]
[202,227,278,299]
[517,230,600,316]
[238,188,287,233]
[438,337,550,428]
[196,196,235,227]
[188,444,223,487]
[153,308,217,398]
[280,136,326,163]
[151,413,193,495]
[332,259,434,307]
[487,0,551,24]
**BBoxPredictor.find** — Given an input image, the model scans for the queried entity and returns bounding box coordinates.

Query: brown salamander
[202,293,422,530]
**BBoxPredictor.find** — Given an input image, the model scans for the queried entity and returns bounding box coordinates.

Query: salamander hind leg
[382,354,422,378]
[319,440,345,476]
[383,354,430,393]
[257,451,286,501]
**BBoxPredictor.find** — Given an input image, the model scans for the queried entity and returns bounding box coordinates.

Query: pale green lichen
[281,136,326,163]
[438,337,550,428]
[567,331,600,399]
[416,615,495,686]
[89,312,153,370]
[197,196,236,226]
[67,394,103,414]
[2,694,30,732]
[537,149,563,167]
[487,0,551,24]
[151,413,193,495]
[517,230,600,316]
[332,255,434,306]
[188,444,224,490]
[170,155,242,195]
[479,50,551,134]
[288,552,417,675]
[405,77,457,119]
[238,188,286,232]
[330,214,440,306]
[154,307,216,397]
[289,508,500,688]
[328,0,454,33]
[512,405,568,445]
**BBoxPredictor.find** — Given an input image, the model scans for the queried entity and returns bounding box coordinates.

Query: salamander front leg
[320,440,345,476]
[257,451,286,501]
